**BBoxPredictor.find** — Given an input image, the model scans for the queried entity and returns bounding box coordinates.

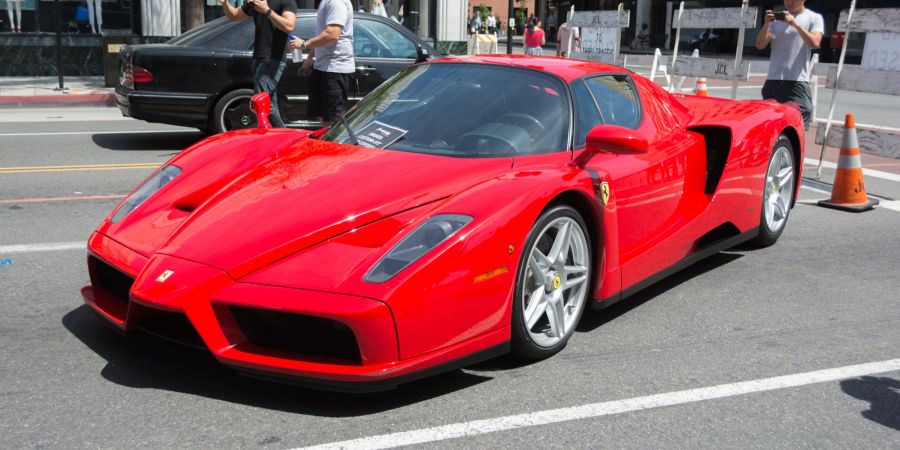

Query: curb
[0,93,116,108]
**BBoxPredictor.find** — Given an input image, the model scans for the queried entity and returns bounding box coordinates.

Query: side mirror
[585,124,648,155]
[251,92,271,130]
[415,44,430,63]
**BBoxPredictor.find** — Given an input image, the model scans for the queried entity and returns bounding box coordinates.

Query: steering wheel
[456,132,519,155]
[361,43,382,57]
[498,113,546,136]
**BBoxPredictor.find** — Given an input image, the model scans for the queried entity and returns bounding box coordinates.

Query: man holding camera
[220,0,297,128]
[756,0,824,130]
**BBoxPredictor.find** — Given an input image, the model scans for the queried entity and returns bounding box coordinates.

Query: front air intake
[228,306,362,365]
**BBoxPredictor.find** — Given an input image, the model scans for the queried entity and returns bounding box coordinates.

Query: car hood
[148,139,512,278]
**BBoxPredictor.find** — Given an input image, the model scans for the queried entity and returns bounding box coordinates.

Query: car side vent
[688,126,732,195]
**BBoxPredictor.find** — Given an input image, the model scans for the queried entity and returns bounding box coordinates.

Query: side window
[355,19,418,59]
[584,75,641,129]
[293,16,316,40]
[572,79,604,148]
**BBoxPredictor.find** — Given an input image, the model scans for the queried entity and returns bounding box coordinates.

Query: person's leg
[788,81,814,130]
[306,69,324,124]
[94,0,102,34]
[253,58,286,127]
[14,0,21,30]
[87,0,96,33]
[6,1,14,31]
[320,72,350,126]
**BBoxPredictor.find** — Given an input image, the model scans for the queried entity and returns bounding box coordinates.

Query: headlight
[110,165,181,223]
[364,214,472,283]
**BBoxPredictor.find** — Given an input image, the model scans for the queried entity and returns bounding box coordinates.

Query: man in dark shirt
[220,0,297,128]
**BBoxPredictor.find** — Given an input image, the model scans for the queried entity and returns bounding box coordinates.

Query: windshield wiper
[334,113,359,146]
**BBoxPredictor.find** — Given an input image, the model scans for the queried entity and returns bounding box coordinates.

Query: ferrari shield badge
[599,182,610,206]
[156,270,174,283]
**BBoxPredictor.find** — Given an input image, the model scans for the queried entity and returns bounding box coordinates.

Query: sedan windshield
[321,63,570,157]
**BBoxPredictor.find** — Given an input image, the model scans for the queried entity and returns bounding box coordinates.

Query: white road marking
[299,358,900,450]
[799,184,831,195]
[805,157,900,183]
[878,200,900,212]
[0,130,199,137]
[0,242,86,254]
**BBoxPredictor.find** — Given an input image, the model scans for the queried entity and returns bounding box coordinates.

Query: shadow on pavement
[62,305,492,416]
[840,376,900,431]
[470,251,745,373]
[92,131,205,151]
[577,251,744,333]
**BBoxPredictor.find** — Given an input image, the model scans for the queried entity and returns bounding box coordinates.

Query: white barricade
[568,4,629,66]
[669,0,755,99]
[816,4,900,177]
[471,33,498,55]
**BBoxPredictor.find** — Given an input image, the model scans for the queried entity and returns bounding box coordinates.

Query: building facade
[0,0,896,76]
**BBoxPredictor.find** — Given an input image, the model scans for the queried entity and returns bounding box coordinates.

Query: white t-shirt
[557,23,579,55]
[766,8,824,82]
[315,0,355,74]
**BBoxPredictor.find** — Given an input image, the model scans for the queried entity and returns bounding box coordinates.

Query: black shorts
[762,80,813,130]
[307,69,352,123]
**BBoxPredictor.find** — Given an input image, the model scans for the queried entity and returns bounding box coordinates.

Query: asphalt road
[1,109,899,449]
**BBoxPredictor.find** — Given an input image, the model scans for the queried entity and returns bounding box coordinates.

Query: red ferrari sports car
[82,55,804,391]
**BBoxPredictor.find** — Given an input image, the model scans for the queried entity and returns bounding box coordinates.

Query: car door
[352,17,422,99]
[578,75,708,290]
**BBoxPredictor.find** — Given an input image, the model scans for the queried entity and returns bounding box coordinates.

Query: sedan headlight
[110,165,181,223]
[365,214,472,283]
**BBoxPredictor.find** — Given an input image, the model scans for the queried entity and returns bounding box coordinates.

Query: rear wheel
[751,135,795,247]
[208,88,256,134]
[511,205,592,360]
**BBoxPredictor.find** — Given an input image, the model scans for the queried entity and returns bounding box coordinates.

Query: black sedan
[116,11,439,133]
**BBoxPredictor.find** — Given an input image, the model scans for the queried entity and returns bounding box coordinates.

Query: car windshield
[321,63,570,157]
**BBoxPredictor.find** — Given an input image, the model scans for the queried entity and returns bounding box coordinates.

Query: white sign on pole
[862,33,900,71]
[580,27,618,56]
[838,8,900,33]
[569,10,629,28]
[674,58,750,81]
[679,7,757,28]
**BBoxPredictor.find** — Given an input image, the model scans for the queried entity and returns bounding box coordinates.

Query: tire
[208,88,256,134]
[511,205,592,360]
[751,134,795,247]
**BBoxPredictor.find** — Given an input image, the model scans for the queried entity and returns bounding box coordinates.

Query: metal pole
[507,0,513,54]
[731,0,748,100]
[53,0,67,92]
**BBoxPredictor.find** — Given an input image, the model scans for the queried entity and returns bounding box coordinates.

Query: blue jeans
[253,57,287,128]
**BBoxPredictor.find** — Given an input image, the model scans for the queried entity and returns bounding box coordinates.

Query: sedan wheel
[752,135,795,247]
[209,88,257,134]
[511,205,591,359]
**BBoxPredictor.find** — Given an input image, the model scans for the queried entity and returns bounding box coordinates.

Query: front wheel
[208,88,256,134]
[511,205,592,360]
[751,135,795,247]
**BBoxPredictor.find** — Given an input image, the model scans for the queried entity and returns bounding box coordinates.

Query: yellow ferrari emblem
[600,182,610,206]
[553,275,561,290]
[156,270,174,283]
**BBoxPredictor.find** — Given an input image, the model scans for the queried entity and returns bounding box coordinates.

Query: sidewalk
[0,76,115,108]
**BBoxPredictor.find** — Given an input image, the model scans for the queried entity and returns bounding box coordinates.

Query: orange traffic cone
[695,78,708,96]
[818,113,879,212]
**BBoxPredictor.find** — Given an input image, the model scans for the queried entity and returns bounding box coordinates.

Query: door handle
[356,66,377,73]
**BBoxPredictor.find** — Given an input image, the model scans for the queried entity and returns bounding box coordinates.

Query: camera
[773,11,787,21]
